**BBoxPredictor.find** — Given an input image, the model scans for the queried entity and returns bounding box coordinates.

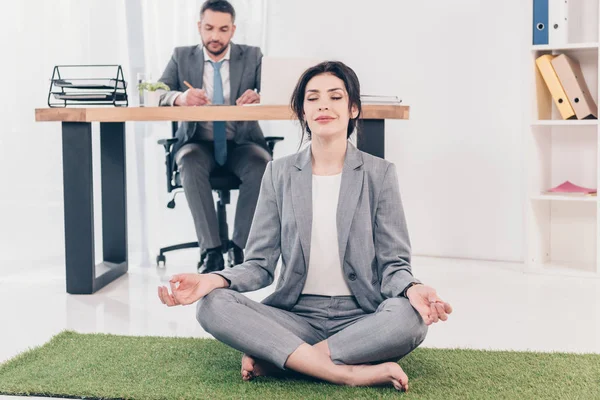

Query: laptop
[259,57,324,105]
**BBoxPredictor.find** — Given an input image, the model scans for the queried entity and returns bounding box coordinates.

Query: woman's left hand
[406,284,453,326]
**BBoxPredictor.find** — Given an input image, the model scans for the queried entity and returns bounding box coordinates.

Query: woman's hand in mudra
[158,273,229,306]
[406,284,453,326]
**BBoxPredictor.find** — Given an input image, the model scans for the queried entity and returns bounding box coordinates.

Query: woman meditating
[158,61,452,392]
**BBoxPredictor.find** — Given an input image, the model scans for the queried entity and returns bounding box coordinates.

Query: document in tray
[53,79,125,90]
[53,93,127,101]
[545,180,597,196]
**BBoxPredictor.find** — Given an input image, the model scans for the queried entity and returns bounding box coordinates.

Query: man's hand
[158,273,229,306]
[175,88,211,106]
[406,284,453,326]
[236,89,260,105]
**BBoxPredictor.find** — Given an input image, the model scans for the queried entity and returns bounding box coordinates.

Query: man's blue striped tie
[209,60,226,165]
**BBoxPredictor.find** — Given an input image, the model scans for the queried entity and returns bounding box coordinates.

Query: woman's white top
[301,173,353,296]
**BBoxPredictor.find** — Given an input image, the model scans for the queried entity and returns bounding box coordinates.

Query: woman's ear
[351,104,359,119]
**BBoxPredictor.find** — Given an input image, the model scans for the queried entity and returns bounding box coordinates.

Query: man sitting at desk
[158,0,270,274]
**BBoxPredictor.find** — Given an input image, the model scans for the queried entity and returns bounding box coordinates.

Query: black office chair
[157,121,283,270]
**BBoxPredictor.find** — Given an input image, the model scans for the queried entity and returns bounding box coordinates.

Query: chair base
[157,241,199,266]
[156,241,236,270]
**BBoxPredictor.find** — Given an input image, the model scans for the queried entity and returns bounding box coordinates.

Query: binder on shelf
[533,0,549,45]
[47,65,128,107]
[548,0,569,45]
[551,54,598,120]
[535,54,576,120]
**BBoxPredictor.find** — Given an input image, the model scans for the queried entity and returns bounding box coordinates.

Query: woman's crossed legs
[197,289,427,391]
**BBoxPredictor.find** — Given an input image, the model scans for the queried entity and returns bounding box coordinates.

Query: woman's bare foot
[241,354,280,381]
[346,362,409,392]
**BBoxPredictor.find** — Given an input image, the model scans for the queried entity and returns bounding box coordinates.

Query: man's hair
[200,0,236,22]
[290,61,362,141]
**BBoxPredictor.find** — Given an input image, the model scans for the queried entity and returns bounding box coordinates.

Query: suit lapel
[291,143,364,273]
[336,143,364,266]
[291,146,313,273]
[190,45,205,89]
[228,43,243,104]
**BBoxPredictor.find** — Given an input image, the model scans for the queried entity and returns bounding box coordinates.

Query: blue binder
[533,0,549,45]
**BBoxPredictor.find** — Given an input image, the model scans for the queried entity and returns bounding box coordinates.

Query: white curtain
[0,0,267,267]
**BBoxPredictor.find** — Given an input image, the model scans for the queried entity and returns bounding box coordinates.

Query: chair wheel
[157,254,166,266]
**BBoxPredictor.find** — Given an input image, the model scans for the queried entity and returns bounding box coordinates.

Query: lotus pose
[158,61,452,392]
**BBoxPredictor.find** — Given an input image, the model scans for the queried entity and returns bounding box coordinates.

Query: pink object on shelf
[547,180,597,194]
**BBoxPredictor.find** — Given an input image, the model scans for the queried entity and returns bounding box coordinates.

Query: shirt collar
[202,44,231,63]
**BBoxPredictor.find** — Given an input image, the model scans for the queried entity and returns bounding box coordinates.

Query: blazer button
[348,273,357,281]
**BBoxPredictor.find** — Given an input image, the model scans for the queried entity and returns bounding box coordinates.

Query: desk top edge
[35,104,410,122]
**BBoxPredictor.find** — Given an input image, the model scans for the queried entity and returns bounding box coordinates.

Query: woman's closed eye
[307,96,343,101]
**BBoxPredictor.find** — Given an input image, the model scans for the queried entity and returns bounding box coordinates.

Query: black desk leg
[358,119,385,159]
[99,122,128,287]
[61,122,128,294]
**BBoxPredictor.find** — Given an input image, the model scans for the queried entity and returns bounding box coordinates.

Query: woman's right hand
[158,273,229,306]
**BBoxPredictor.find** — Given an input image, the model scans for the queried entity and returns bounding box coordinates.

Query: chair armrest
[264,136,284,155]
[157,138,178,152]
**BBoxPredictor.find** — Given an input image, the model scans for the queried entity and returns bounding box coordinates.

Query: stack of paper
[545,181,597,196]
[361,95,402,105]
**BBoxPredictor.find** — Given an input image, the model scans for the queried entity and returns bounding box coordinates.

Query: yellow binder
[535,54,576,120]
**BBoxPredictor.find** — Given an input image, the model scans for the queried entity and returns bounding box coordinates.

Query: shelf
[532,120,599,126]
[527,0,600,277]
[530,194,598,202]
[531,42,599,52]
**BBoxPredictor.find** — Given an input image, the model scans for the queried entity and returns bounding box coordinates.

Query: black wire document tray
[48,65,128,107]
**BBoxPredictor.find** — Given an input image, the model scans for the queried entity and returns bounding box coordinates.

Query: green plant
[138,81,170,92]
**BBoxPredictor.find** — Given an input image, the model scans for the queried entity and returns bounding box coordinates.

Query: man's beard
[204,40,229,57]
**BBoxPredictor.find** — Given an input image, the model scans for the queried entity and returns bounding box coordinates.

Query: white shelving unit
[532,42,599,51]
[526,0,600,278]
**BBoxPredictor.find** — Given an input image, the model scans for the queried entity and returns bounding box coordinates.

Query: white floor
[1,256,599,399]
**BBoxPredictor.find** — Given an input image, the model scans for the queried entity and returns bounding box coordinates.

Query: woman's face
[303,73,358,141]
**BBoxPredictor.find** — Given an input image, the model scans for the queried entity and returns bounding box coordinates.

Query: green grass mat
[0,331,599,399]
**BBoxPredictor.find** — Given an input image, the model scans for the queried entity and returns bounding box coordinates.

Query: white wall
[0,0,531,267]
[263,0,530,262]
[0,1,131,264]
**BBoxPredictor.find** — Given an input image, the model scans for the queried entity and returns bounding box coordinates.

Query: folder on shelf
[548,0,569,45]
[551,54,598,120]
[545,180,597,196]
[533,0,549,45]
[535,54,576,120]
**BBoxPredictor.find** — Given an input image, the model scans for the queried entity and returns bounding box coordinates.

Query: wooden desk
[35,104,410,294]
